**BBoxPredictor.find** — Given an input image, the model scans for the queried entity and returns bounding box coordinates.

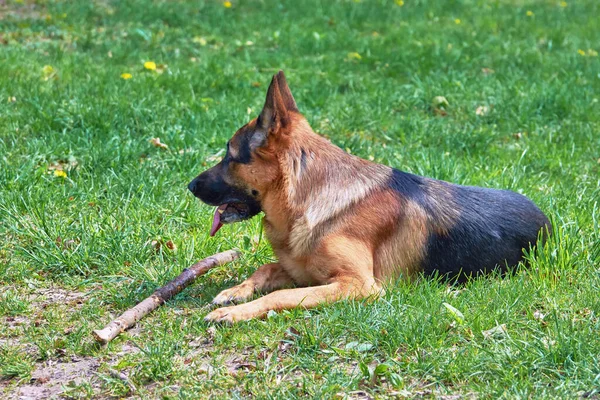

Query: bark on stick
[92,249,240,344]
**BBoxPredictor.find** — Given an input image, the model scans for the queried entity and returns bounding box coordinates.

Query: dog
[188,71,551,323]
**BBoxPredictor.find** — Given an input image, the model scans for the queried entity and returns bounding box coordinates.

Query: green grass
[1,0,600,398]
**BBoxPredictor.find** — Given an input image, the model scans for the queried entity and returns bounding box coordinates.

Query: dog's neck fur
[263,117,391,256]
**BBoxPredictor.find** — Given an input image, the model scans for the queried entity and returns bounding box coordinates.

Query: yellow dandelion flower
[347,52,362,60]
[144,61,157,71]
[454,19,461,25]
[526,10,534,17]
[559,1,567,7]
[193,36,207,46]
[395,0,404,5]
[54,170,67,178]
[121,73,132,80]
[578,49,586,56]
[223,1,232,8]
[588,49,598,57]
[42,65,54,75]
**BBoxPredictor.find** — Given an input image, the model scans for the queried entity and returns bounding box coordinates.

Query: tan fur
[282,120,392,257]
[373,196,429,282]
[204,71,427,324]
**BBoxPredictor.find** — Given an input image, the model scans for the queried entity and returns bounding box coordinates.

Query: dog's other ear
[275,71,298,112]
[257,70,296,134]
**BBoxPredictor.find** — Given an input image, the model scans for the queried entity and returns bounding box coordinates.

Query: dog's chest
[264,216,327,286]
[276,251,317,286]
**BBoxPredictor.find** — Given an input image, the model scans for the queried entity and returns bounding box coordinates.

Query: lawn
[1,0,599,398]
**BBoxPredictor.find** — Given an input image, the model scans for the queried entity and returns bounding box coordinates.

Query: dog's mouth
[210,202,254,236]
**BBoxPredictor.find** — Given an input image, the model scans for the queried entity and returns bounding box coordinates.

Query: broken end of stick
[220,249,241,261]
[92,318,128,344]
[92,328,113,344]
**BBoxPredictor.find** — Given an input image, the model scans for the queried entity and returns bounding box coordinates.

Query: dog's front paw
[204,305,255,324]
[212,283,254,305]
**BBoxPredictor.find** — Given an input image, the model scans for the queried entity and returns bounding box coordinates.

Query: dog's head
[188,70,299,236]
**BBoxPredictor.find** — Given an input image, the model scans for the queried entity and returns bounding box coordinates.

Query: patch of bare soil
[29,287,88,307]
[3,357,100,400]
[1,286,88,349]
[0,285,88,309]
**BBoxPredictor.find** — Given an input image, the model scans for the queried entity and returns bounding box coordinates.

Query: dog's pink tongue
[210,204,228,237]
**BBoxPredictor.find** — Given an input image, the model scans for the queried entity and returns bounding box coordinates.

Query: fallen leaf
[533,310,545,320]
[482,323,507,339]
[150,137,168,149]
[278,341,292,353]
[198,363,215,377]
[226,357,255,376]
[442,302,465,323]
[345,341,373,352]
[206,326,217,339]
[432,96,450,116]
[150,240,160,251]
[47,157,79,173]
[278,326,301,354]
[285,326,300,339]
[432,96,449,109]
[475,105,489,116]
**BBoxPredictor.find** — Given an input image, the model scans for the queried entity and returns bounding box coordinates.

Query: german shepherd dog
[188,71,551,323]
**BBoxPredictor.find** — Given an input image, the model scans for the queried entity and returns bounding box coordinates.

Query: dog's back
[383,169,551,280]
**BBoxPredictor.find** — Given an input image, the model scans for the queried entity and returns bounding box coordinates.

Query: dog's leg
[205,276,381,324]
[211,263,294,305]
[206,237,382,323]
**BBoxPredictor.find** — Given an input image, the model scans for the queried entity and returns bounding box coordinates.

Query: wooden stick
[92,249,240,344]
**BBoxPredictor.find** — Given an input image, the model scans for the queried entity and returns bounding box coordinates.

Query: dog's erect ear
[257,71,297,134]
[275,71,298,112]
